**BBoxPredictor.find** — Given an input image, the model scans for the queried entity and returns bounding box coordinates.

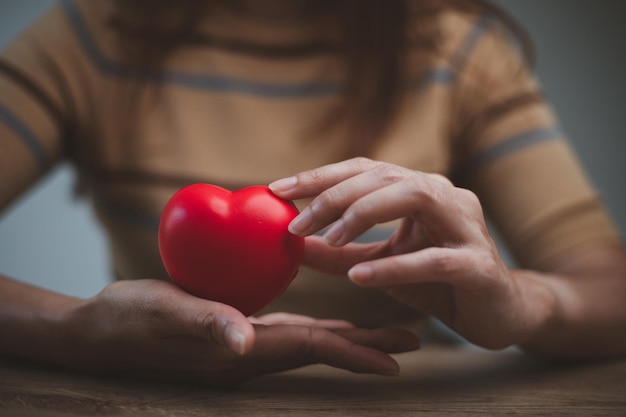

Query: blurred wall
[0,0,110,297]
[0,1,625,297]
[497,0,626,232]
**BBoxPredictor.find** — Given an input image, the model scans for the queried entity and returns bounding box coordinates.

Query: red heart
[158,184,304,316]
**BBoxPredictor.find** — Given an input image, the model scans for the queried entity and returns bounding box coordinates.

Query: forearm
[517,244,626,360]
[0,274,82,365]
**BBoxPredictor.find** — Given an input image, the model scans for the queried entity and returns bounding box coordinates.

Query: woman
[0,0,624,386]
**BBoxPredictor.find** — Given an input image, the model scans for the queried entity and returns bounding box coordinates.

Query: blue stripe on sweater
[458,125,564,176]
[450,14,495,71]
[59,0,340,98]
[60,0,494,97]
[0,103,51,171]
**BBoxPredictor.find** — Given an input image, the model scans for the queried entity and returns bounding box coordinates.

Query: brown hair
[108,0,532,157]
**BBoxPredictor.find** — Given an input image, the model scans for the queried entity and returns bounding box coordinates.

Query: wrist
[51,296,94,368]
[510,269,562,349]
[0,277,85,366]
[515,270,593,357]
[0,299,84,364]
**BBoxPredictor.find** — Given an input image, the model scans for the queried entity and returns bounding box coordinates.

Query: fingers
[317,176,444,246]
[269,157,381,200]
[303,235,389,275]
[159,283,255,355]
[88,280,421,387]
[246,325,415,377]
[271,158,482,248]
[330,327,420,354]
[304,173,469,247]
[302,220,435,275]
[252,312,354,329]
[347,247,480,287]
[277,160,415,238]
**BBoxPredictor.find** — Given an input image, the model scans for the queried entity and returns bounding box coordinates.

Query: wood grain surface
[1,345,625,416]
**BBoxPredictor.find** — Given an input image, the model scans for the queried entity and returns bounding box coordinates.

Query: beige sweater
[0,0,619,327]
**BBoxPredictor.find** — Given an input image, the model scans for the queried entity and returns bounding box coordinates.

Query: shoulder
[2,0,117,70]
[436,8,530,88]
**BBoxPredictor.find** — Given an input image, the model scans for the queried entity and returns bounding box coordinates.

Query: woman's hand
[61,279,419,386]
[270,157,555,350]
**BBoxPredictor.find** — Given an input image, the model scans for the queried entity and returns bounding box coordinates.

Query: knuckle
[295,327,318,365]
[343,202,368,227]
[311,188,344,215]
[194,304,239,346]
[373,163,405,185]
[407,176,479,218]
[476,250,503,281]
[405,177,436,209]
[405,174,427,194]
[456,188,482,213]
[194,310,220,341]
[431,248,496,288]
[428,172,454,186]
[298,168,327,188]
[429,250,462,277]
[350,156,375,170]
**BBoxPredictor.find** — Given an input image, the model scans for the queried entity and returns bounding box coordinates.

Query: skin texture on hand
[55,279,420,386]
[269,157,626,358]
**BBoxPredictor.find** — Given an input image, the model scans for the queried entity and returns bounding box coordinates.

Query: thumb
[167,285,255,355]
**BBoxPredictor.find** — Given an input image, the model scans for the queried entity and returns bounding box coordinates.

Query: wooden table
[1,345,625,416]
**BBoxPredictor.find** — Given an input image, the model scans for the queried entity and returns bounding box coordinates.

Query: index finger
[269,157,381,200]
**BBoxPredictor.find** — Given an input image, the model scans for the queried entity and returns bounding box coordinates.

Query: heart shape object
[158,184,304,316]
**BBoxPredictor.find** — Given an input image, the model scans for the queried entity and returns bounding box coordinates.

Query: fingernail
[289,208,312,235]
[323,219,345,246]
[269,176,297,193]
[225,325,247,355]
[348,264,373,283]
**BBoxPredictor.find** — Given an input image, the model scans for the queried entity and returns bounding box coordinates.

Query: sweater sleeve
[0,2,83,213]
[447,13,621,269]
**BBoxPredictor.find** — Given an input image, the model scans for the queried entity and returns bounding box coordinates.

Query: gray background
[1,1,625,298]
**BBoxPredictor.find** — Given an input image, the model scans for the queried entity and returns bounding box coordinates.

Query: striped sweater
[0,0,619,325]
